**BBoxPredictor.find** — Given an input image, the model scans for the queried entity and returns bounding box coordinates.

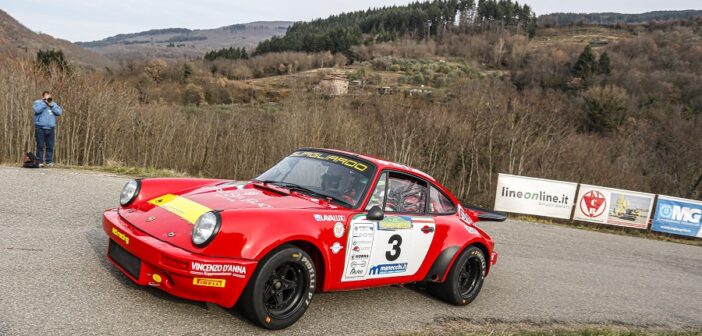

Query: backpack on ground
[23,152,40,168]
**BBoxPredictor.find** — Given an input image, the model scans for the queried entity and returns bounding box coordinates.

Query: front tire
[428,245,486,305]
[238,245,316,329]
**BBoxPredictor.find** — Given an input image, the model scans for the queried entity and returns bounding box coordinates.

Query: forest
[253,0,537,55]
[539,10,702,27]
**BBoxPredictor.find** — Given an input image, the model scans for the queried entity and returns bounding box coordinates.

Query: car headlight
[120,180,141,206]
[192,211,221,247]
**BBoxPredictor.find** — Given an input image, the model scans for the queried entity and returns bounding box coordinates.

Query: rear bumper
[491,251,498,266]
[102,209,257,308]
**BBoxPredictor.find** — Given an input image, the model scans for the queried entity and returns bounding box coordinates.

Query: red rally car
[103,148,506,329]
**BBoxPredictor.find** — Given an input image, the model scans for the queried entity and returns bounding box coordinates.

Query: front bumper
[102,209,257,308]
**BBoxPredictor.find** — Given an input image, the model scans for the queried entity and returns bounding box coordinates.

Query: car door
[340,171,437,282]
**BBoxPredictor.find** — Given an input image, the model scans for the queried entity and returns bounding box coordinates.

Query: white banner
[494,174,577,219]
[573,184,654,229]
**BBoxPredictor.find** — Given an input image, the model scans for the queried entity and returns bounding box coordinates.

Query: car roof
[297,147,439,184]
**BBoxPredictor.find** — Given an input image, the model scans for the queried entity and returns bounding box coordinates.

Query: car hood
[119,181,327,251]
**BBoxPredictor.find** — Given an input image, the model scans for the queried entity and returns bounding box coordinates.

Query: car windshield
[255,151,375,208]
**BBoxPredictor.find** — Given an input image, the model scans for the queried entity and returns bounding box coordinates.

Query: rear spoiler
[462,204,507,222]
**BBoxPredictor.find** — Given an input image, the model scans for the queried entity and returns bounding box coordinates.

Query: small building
[318,74,349,96]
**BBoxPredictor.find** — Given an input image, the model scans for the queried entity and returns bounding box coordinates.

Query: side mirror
[366,205,385,221]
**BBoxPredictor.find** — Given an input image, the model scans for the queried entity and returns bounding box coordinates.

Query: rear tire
[238,245,316,329]
[428,246,486,305]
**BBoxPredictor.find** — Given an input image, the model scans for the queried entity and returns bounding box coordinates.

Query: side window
[385,173,427,214]
[429,186,457,214]
[365,173,387,210]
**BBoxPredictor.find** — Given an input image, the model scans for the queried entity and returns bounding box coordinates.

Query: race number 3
[385,234,402,261]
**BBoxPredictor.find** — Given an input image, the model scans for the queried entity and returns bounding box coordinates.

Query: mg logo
[660,204,701,224]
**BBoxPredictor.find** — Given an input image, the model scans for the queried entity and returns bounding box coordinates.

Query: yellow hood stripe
[148,194,212,224]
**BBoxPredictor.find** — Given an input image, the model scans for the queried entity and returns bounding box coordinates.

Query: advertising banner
[494,174,577,219]
[651,195,702,238]
[573,184,654,229]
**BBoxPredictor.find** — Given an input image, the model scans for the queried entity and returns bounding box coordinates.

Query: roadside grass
[512,215,702,247]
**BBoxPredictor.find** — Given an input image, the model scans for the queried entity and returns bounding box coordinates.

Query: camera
[47,97,53,103]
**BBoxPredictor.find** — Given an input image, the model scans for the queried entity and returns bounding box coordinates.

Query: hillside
[78,21,292,60]
[0,10,115,69]
[539,9,702,26]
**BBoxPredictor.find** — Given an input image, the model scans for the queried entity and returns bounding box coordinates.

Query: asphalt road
[0,166,700,336]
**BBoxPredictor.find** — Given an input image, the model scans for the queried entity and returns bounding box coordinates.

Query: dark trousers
[35,127,55,163]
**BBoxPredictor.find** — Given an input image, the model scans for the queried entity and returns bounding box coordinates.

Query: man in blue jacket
[33,91,63,167]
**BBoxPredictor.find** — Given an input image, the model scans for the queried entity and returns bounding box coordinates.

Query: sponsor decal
[580,190,607,218]
[148,194,212,224]
[458,206,473,225]
[146,216,156,222]
[314,214,346,222]
[368,263,408,275]
[350,260,367,267]
[192,277,226,288]
[333,222,345,238]
[111,227,129,245]
[377,216,412,230]
[465,226,478,234]
[330,242,343,254]
[420,225,434,234]
[348,267,365,276]
[351,253,369,260]
[290,151,369,172]
[151,274,162,283]
[190,262,246,278]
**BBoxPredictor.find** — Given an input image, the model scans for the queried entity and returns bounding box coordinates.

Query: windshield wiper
[255,180,353,208]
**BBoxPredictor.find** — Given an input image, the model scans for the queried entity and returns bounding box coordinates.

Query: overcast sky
[1,0,701,42]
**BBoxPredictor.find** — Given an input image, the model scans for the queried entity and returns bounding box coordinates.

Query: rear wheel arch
[427,241,491,283]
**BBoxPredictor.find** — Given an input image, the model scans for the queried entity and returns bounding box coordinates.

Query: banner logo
[580,190,606,218]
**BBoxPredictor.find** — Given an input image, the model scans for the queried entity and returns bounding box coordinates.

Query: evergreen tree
[572,45,597,78]
[181,63,193,83]
[36,49,70,72]
[597,51,611,75]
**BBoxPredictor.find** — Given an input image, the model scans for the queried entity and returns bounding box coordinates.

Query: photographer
[32,91,63,167]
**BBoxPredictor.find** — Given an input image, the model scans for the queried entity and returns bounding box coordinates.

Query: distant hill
[0,9,115,70]
[539,10,702,26]
[78,21,292,60]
